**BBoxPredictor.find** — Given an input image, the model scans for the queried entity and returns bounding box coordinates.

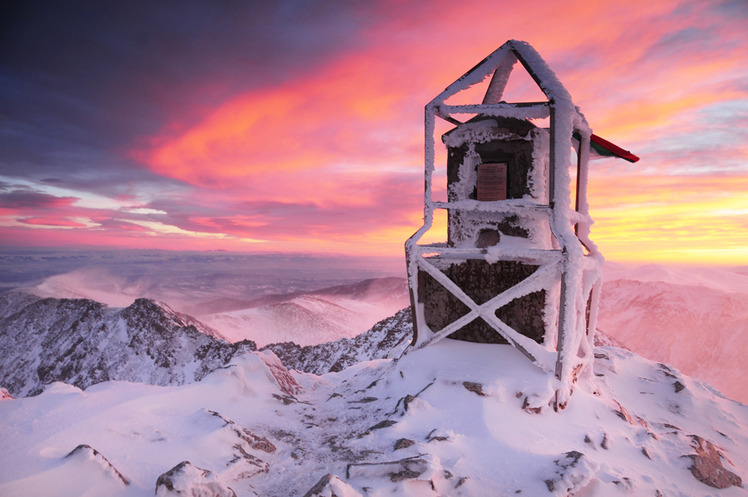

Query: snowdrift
[1,340,746,496]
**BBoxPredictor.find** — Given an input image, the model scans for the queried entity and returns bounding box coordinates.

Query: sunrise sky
[1,0,747,265]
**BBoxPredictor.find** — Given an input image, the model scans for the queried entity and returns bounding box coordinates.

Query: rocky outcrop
[262,308,411,375]
[65,444,129,487]
[155,461,237,497]
[303,473,362,497]
[687,435,742,489]
[153,408,274,496]
[0,293,255,397]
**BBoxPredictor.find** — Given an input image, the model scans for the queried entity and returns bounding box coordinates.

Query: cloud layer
[1,0,747,263]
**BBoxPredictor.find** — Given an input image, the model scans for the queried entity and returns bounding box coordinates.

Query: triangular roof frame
[429,39,574,108]
[429,39,639,163]
[407,40,613,410]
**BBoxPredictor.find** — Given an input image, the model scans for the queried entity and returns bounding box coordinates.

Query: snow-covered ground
[598,263,748,404]
[17,260,747,403]
[25,269,410,348]
[1,341,746,496]
[201,290,408,347]
[2,259,747,495]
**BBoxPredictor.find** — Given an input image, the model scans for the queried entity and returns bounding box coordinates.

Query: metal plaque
[477,163,507,201]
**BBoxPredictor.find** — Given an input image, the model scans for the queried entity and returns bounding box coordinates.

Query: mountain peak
[1,336,745,496]
[0,295,254,397]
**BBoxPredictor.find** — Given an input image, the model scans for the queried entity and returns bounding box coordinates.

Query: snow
[598,263,748,404]
[602,262,748,294]
[202,294,406,347]
[1,339,746,496]
[407,40,603,409]
[23,272,410,348]
[2,259,748,495]
[29,269,141,308]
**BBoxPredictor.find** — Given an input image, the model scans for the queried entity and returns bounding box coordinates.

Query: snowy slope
[5,263,746,407]
[0,341,745,496]
[197,277,409,346]
[22,271,410,347]
[16,261,747,406]
[0,294,254,397]
[0,288,410,399]
[262,308,412,374]
[599,264,748,404]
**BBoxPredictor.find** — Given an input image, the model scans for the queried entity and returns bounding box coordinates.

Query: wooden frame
[404,40,604,410]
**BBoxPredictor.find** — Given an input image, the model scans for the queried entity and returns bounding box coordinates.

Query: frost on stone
[65,444,129,487]
[303,473,363,497]
[543,450,596,496]
[259,349,303,395]
[155,461,237,497]
[405,40,605,410]
[687,435,743,489]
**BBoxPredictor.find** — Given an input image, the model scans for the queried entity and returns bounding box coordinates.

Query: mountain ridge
[186,276,407,316]
[196,277,409,346]
[1,335,745,496]
[0,293,256,397]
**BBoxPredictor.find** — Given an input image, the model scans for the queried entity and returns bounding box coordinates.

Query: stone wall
[417,259,547,344]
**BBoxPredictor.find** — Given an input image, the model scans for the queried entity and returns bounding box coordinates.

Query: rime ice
[405,40,637,410]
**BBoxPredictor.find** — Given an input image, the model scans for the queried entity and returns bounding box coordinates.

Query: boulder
[155,461,236,497]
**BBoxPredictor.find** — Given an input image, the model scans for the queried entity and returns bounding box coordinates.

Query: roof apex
[429,40,574,108]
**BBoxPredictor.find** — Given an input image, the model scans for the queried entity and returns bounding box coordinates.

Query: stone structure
[404,40,638,409]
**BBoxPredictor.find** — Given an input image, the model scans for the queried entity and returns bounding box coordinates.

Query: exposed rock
[197,409,272,483]
[521,396,543,414]
[601,433,609,450]
[687,435,742,489]
[273,393,298,405]
[544,451,593,494]
[389,468,423,482]
[0,295,255,397]
[395,394,417,413]
[368,420,397,431]
[463,381,486,396]
[426,429,450,443]
[207,409,276,454]
[65,444,129,486]
[259,351,303,395]
[155,461,236,497]
[303,473,363,497]
[394,438,416,450]
[391,381,436,415]
[612,400,635,424]
[346,455,429,481]
[0,387,12,400]
[262,308,411,375]
[303,474,333,497]
[350,396,377,403]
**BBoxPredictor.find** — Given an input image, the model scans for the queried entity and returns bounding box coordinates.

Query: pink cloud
[0,190,78,209]
[8,0,748,263]
[17,217,88,228]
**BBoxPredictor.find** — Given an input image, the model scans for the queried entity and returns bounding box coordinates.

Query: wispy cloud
[1,0,746,262]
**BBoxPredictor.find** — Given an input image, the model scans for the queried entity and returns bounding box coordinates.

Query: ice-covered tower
[405,40,637,410]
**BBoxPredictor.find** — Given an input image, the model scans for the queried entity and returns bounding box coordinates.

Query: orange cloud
[17,217,89,228]
[587,173,748,264]
[136,51,422,204]
[114,0,747,262]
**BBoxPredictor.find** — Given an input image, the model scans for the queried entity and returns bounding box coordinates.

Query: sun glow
[3,0,746,264]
